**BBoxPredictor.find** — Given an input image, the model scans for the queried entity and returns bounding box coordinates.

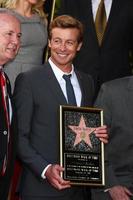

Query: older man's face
[0,14,21,65]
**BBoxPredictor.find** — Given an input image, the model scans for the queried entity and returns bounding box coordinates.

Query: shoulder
[103,76,132,87]
[15,63,48,82]
[95,76,133,109]
[100,76,133,95]
[14,64,50,94]
[76,70,94,82]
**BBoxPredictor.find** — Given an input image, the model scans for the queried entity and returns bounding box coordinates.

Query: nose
[59,42,67,51]
[11,34,20,45]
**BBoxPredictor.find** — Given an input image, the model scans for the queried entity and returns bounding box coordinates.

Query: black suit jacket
[0,73,17,200]
[13,62,94,198]
[58,0,133,94]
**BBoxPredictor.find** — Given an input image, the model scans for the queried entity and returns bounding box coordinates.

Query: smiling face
[0,14,21,65]
[48,27,82,72]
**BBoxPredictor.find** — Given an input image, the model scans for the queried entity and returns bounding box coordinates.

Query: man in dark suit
[13,15,108,200]
[0,9,21,200]
[58,0,133,96]
[91,77,133,200]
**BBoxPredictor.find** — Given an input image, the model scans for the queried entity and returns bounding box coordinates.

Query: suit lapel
[102,0,121,45]
[75,70,93,107]
[43,63,67,106]
[75,71,84,106]
[88,0,99,46]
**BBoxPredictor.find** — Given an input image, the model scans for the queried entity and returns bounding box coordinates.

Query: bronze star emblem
[68,115,95,148]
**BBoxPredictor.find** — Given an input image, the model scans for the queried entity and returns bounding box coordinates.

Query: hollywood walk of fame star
[68,115,96,148]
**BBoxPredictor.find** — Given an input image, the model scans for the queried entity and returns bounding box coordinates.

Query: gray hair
[0,8,20,22]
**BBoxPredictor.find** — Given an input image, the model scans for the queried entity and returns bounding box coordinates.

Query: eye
[66,41,74,46]
[52,38,61,45]
[17,33,22,39]
[4,31,15,38]
[5,31,13,36]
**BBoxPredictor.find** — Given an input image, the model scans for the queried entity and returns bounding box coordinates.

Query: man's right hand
[45,164,71,190]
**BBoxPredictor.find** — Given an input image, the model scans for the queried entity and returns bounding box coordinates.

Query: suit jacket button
[3,131,7,135]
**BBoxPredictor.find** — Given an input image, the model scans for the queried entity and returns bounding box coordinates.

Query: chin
[7,54,16,60]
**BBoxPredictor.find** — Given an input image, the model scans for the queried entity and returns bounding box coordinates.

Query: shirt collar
[0,66,3,71]
[48,58,75,83]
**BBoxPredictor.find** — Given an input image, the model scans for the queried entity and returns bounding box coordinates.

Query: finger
[95,132,108,142]
[96,125,107,131]
[52,179,71,190]
[99,138,108,143]
[53,170,71,188]
[54,164,64,172]
[59,180,71,189]
[95,132,108,137]
[124,187,133,196]
[51,179,62,190]
[61,180,71,186]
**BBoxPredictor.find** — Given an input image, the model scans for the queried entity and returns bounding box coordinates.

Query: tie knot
[63,74,71,81]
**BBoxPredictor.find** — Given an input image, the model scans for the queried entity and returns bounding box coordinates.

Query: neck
[15,2,33,17]
[61,66,72,73]
[50,58,73,73]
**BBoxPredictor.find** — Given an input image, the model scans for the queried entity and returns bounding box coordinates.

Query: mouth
[57,53,68,58]
[7,47,17,54]
[7,43,18,52]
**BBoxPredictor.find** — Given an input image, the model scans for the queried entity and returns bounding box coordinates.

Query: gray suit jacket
[95,76,133,190]
[13,62,94,197]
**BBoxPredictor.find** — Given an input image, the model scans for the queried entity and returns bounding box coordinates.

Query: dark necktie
[0,70,10,176]
[95,0,107,45]
[63,74,77,106]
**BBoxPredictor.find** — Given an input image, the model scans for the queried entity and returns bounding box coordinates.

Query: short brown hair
[49,15,84,44]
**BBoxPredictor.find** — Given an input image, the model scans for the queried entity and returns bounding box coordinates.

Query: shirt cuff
[104,188,111,192]
[41,164,52,179]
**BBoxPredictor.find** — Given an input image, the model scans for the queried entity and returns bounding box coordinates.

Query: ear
[48,39,51,48]
[77,42,82,51]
